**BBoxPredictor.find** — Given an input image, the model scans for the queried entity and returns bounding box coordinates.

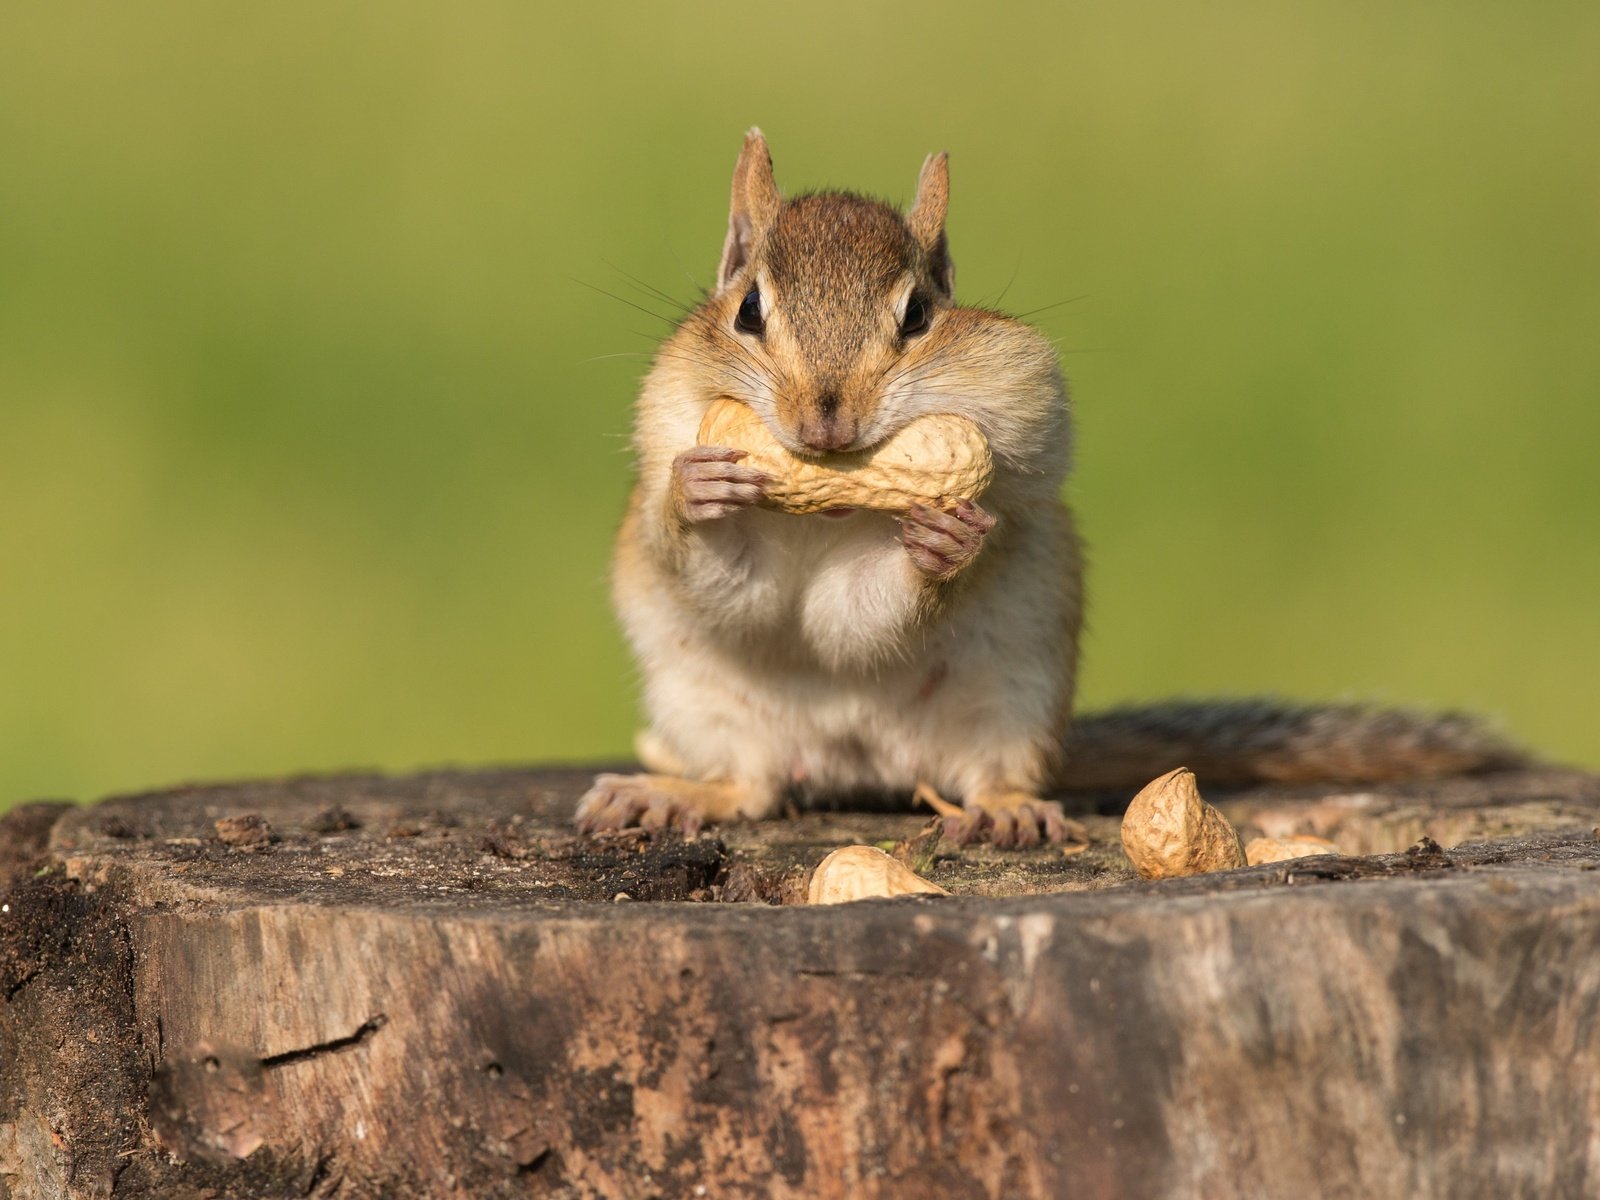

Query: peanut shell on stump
[1246,835,1344,866]
[807,845,950,905]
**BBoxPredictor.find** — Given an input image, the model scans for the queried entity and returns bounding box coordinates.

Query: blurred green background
[2,2,1596,809]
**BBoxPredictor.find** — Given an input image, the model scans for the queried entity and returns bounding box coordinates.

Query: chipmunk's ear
[717,128,781,293]
[908,152,954,296]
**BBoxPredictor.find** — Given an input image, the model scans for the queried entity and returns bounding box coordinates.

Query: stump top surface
[30,761,1600,914]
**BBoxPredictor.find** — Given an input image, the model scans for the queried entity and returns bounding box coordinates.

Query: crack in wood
[4,966,40,1002]
[306,1149,341,1195]
[515,1147,553,1177]
[259,1015,387,1070]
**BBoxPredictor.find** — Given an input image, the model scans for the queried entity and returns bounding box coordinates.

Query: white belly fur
[618,507,1066,815]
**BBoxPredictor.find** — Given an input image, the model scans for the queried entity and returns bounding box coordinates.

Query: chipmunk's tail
[1060,698,1530,792]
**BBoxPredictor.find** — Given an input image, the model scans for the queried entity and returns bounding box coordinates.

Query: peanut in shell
[1120,768,1247,880]
[696,397,993,515]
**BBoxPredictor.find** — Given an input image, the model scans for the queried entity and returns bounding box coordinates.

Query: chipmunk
[575,129,1523,847]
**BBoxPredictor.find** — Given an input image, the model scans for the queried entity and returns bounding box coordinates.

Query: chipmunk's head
[703,129,957,455]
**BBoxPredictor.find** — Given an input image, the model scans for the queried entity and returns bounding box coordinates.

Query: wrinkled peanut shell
[1120,767,1247,879]
[1245,835,1344,866]
[697,397,993,515]
[807,845,950,905]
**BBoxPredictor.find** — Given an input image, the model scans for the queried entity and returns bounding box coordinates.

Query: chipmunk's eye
[899,294,931,339]
[735,286,764,336]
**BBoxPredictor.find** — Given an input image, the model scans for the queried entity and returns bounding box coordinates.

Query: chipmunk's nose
[796,391,858,452]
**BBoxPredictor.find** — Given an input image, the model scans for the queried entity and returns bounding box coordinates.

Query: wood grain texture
[3,765,1600,1198]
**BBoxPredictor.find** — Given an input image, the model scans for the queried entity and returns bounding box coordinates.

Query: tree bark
[3,764,1599,1198]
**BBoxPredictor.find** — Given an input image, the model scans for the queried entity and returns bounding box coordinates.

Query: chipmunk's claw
[900,500,996,580]
[575,774,705,837]
[943,790,1085,849]
[673,446,770,523]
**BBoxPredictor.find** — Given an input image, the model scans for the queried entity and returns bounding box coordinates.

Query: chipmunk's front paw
[899,500,996,580]
[943,789,1085,849]
[673,446,769,523]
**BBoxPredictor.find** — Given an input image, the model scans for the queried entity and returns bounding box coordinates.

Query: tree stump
[4,763,1600,1198]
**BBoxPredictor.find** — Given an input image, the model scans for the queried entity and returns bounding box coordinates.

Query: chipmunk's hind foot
[575,773,746,836]
[944,788,1086,849]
